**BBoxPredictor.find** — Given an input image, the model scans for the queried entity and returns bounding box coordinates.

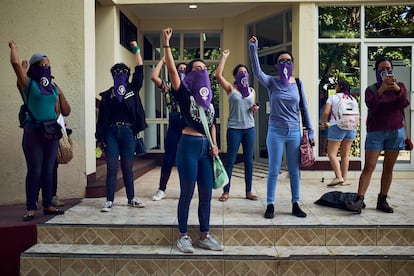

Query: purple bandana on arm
[29,66,53,95]
[275,63,293,85]
[182,69,212,110]
[235,72,250,97]
[113,73,129,102]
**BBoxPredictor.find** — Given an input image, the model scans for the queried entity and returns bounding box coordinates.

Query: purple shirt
[365,82,409,132]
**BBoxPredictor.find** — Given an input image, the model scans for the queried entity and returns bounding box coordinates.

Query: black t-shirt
[172,83,215,135]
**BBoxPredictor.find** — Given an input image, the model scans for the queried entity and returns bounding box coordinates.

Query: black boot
[292,202,307,218]
[264,204,274,219]
[345,195,364,214]
[376,194,394,213]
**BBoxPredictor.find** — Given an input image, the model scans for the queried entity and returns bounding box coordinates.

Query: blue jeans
[176,134,213,234]
[223,127,255,194]
[266,126,301,205]
[104,124,136,202]
[159,115,183,191]
[23,122,59,211]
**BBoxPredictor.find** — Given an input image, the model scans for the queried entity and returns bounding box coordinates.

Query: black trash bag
[314,191,359,211]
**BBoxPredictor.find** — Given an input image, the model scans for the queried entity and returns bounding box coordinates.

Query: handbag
[135,136,147,156]
[300,129,315,168]
[57,128,73,164]
[197,105,229,189]
[40,120,63,141]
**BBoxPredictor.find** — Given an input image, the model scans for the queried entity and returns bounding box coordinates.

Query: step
[20,243,414,275]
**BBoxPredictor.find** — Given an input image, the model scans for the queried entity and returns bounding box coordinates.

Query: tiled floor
[48,163,414,227]
[20,164,414,275]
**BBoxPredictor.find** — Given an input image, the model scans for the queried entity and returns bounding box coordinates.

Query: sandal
[246,192,258,201]
[219,193,229,202]
[43,207,65,215]
[23,210,35,222]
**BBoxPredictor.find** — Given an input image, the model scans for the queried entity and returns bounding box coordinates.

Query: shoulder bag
[197,105,229,189]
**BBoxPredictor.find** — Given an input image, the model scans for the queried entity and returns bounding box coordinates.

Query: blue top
[24,78,58,122]
[227,87,255,129]
[248,41,314,139]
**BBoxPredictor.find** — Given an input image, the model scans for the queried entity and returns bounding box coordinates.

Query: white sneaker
[199,234,224,251]
[152,189,166,201]
[101,201,113,212]
[128,198,145,208]
[327,177,344,187]
[177,235,194,253]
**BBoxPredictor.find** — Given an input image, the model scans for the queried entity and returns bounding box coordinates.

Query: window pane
[256,15,284,49]
[318,43,361,157]
[319,7,360,38]
[143,33,160,60]
[170,32,181,60]
[365,6,414,38]
[203,32,221,60]
[184,33,200,60]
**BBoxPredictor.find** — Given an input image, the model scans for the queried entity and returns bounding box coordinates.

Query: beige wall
[0,0,94,204]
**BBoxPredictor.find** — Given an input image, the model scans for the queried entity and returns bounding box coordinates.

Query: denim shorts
[327,124,356,141]
[365,127,405,151]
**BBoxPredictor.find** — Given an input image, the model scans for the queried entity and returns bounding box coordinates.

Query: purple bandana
[113,73,129,102]
[235,72,250,97]
[275,63,293,85]
[178,69,186,81]
[376,69,393,87]
[28,66,53,95]
[183,69,212,110]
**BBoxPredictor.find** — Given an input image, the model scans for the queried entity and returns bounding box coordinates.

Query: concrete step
[20,243,414,275]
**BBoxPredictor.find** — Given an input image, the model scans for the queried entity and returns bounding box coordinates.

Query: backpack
[332,93,359,130]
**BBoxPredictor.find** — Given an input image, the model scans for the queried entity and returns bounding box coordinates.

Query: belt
[114,122,133,127]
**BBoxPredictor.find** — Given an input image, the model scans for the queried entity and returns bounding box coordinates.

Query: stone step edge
[22,244,414,260]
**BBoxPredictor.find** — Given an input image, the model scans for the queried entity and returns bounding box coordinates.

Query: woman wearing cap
[96,40,147,212]
[9,40,65,221]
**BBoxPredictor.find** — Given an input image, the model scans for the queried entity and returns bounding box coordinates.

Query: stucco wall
[0,0,90,204]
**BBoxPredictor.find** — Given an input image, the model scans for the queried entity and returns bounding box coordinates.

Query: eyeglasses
[113,68,129,74]
[277,59,293,65]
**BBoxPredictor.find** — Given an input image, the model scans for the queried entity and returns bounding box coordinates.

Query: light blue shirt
[248,41,314,139]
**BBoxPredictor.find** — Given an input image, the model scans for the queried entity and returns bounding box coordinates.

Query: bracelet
[131,45,140,54]
[163,45,170,48]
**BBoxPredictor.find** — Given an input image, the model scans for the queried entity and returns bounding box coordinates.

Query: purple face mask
[376,69,393,86]
[178,69,186,81]
[275,63,293,85]
[235,72,250,97]
[28,66,53,95]
[113,73,129,102]
[183,69,212,110]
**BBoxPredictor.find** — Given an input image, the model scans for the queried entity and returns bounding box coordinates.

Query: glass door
[361,44,413,170]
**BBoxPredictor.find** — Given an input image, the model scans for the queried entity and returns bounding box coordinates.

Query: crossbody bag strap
[197,105,214,148]
[295,77,306,129]
[23,80,39,123]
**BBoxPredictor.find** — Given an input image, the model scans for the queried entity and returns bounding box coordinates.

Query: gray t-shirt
[227,87,255,129]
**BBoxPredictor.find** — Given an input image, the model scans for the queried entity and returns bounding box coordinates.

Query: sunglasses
[277,59,293,65]
[113,68,129,74]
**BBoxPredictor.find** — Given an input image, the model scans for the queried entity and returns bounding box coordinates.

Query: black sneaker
[292,202,307,218]
[264,204,274,219]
